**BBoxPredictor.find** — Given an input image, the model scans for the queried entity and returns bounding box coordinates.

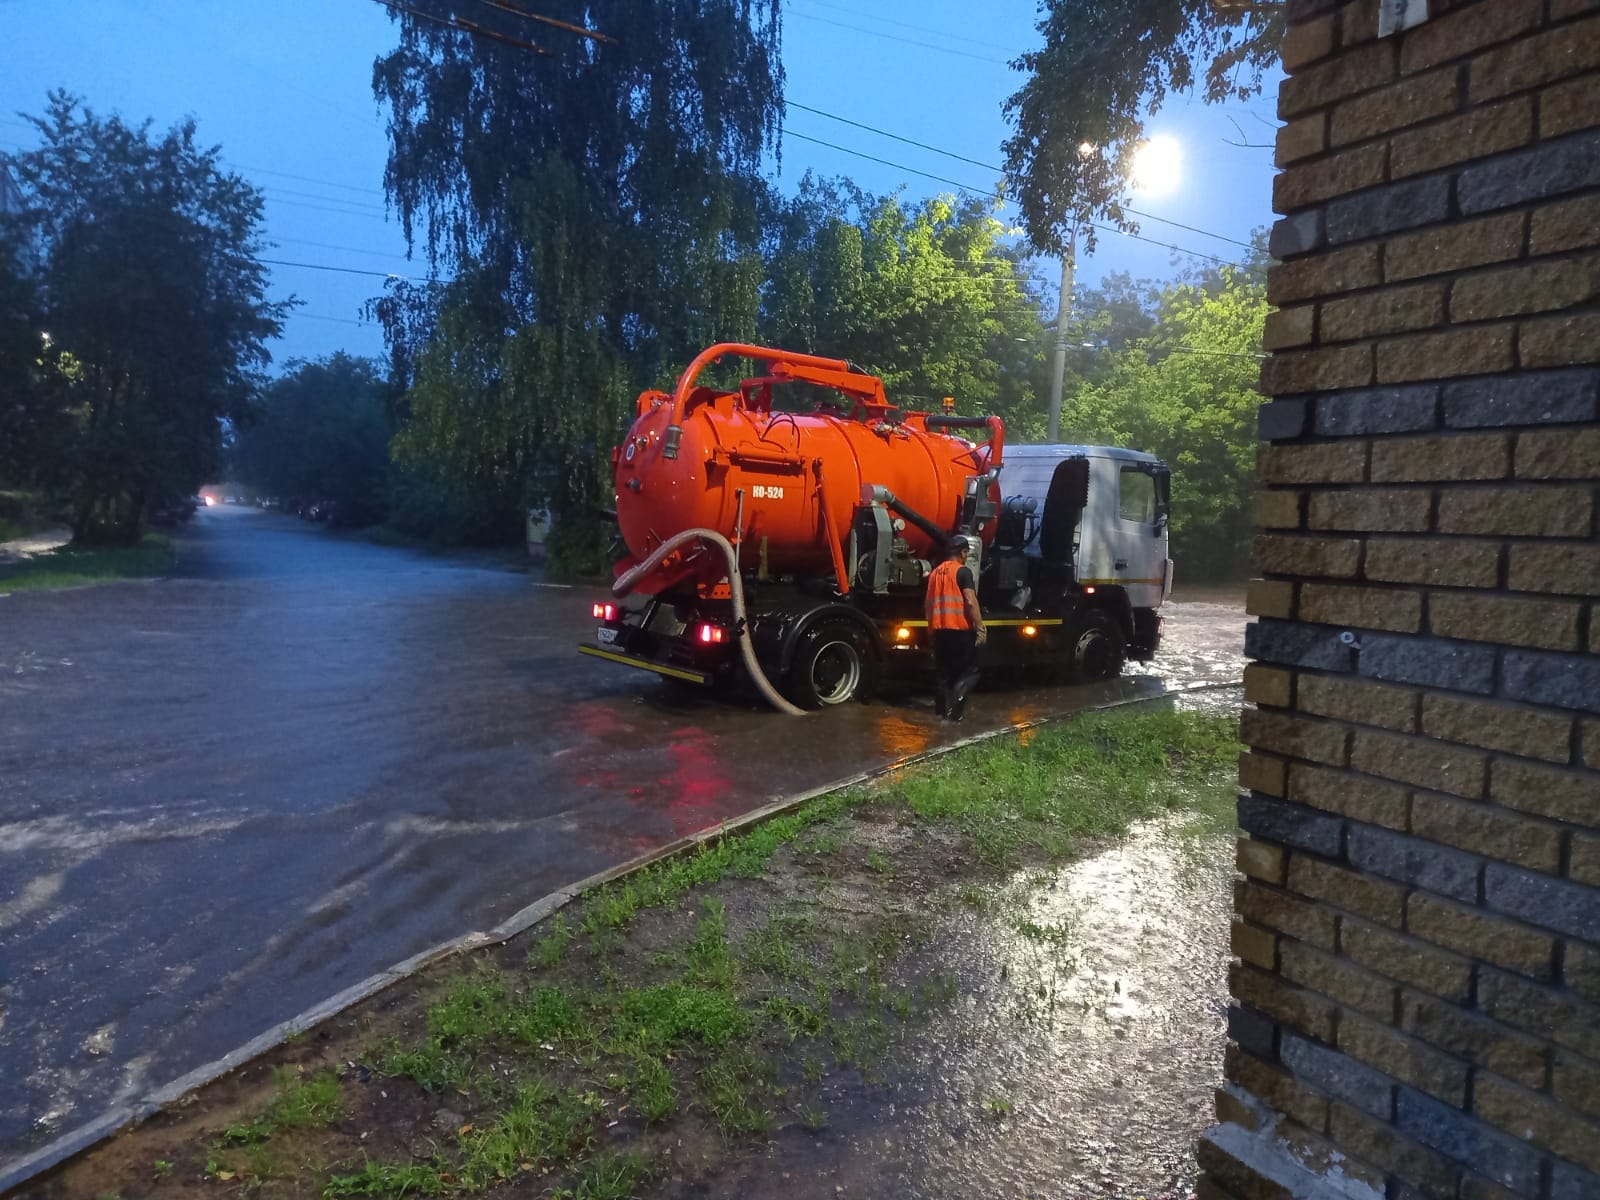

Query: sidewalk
[29,702,1239,1200]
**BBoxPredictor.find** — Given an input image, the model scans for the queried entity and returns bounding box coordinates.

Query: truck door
[1097,461,1169,611]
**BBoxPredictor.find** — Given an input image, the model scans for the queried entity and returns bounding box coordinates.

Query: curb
[0,680,1241,1196]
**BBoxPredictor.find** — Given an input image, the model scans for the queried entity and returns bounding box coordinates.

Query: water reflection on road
[0,508,1246,1156]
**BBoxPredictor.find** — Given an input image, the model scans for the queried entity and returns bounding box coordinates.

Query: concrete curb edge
[0,680,1240,1196]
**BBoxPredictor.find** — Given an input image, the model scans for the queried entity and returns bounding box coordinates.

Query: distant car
[258,497,281,510]
[149,496,198,526]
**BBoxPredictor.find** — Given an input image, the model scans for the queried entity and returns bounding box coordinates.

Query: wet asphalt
[0,507,1246,1159]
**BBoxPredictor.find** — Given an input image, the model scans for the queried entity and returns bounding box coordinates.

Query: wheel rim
[810,639,862,705]
[1074,628,1112,679]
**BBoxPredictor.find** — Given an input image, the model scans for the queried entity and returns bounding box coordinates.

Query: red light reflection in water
[652,728,730,840]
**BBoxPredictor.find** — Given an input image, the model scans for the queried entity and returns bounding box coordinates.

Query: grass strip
[0,534,175,592]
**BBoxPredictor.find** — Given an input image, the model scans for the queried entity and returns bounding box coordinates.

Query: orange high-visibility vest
[927,559,970,630]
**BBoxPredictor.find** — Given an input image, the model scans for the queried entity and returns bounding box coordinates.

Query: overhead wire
[259,256,432,281]
[778,129,1246,268]
[471,0,616,43]
[783,101,1258,251]
[783,9,1009,65]
[370,0,551,54]
[787,0,1016,54]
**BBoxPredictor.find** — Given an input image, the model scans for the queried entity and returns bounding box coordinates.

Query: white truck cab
[1000,444,1173,605]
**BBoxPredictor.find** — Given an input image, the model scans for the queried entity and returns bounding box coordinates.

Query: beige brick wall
[1206,1,1600,1197]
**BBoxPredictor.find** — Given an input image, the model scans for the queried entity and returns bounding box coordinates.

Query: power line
[784,10,1009,65]
[785,101,999,173]
[260,256,431,281]
[260,184,388,215]
[785,102,1258,252]
[779,127,1243,268]
[270,234,414,263]
[472,0,616,44]
[788,0,1016,54]
[233,163,386,199]
[372,0,551,54]
[296,312,378,326]
[261,194,393,221]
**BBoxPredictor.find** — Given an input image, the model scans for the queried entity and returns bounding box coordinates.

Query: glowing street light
[1045,134,1183,442]
[1132,135,1183,196]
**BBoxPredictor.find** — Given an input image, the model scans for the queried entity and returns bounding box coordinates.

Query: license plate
[596,627,618,646]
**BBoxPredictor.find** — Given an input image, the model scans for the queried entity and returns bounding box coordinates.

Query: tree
[1002,2,1282,252]
[231,354,395,524]
[760,178,1051,433]
[6,92,289,542]
[1059,264,1267,575]
[0,236,52,487]
[371,1,783,548]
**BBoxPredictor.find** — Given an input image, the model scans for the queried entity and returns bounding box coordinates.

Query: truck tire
[787,619,874,708]
[1065,608,1126,682]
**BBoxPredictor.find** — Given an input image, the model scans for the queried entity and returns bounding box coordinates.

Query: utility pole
[1046,228,1077,444]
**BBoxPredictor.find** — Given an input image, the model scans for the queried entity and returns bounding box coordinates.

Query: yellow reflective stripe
[577,644,710,684]
[891,618,1063,629]
[1079,578,1165,586]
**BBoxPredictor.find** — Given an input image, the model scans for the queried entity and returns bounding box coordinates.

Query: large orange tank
[612,344,1002,593]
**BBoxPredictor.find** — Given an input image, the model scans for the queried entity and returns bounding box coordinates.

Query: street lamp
[1045,135,1182,443]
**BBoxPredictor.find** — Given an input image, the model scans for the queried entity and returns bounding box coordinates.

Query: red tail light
[591,602,618,621]
[696,623,725,644]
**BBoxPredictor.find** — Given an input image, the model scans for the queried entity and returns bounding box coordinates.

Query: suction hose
[611,527,808,716]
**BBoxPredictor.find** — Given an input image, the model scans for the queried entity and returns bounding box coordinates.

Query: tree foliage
[371,1,783,537]
[760,178,1050,433]
[0,238,49,487]
[1003,1,1282,252]
[1058,264,1268,574]
[231,353,396,524]
[2,92,288,542]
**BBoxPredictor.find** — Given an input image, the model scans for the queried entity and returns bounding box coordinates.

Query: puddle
[683,818,1233,1199]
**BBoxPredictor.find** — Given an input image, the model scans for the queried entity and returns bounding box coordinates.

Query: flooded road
[0,507,1245,1159]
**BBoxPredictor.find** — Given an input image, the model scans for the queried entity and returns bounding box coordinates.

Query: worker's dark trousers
[933,629,979,717]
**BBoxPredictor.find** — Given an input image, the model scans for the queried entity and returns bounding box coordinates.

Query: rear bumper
[577,643,713,686]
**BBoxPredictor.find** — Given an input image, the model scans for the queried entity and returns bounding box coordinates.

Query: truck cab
[979,444,1172,677]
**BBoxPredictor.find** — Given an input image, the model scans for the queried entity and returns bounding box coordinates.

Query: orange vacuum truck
[579,343,1170,713]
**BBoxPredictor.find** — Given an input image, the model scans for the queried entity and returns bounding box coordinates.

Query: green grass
[0,534,174,593]
[890,708,1238,868]
[222,1067,345,1145]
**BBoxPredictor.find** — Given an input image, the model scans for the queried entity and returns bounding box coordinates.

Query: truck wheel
[1065,609,1126,682]
[788,620,874,708]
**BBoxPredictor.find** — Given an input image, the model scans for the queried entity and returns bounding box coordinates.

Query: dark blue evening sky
[1,0,1282,373]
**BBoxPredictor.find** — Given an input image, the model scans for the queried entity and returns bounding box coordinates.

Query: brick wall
[1204,1,1600,1198]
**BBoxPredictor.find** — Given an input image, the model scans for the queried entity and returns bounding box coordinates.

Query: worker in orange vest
[925,535,987,721]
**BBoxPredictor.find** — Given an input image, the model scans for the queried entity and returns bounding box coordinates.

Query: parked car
[148,495,198,526]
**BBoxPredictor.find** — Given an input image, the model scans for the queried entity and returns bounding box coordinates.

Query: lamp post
[1044,135,1182,444]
